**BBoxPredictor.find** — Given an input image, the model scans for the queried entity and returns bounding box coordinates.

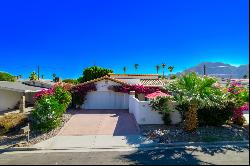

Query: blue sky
[0,0,249,79]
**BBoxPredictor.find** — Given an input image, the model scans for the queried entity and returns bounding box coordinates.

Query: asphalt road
[0,146,249,165]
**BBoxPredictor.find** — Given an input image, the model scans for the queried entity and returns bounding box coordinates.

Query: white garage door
[82,91,129,109]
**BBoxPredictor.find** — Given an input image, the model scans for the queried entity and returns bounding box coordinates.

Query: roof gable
[79,75,130,86]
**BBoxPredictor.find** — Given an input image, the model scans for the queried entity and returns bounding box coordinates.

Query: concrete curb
[1,140,248,153]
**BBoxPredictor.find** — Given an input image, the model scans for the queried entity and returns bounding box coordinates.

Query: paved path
[0,146,248,165]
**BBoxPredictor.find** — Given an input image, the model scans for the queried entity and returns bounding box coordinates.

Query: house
[78,74,182,125]
[80,74,164,110]
[0,80,55,113]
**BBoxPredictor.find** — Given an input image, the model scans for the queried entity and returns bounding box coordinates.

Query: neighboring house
[0,80,54,113]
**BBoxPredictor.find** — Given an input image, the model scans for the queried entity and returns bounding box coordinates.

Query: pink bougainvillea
[71,83,97,106]
[108,84,168,95]
[232,102,249,124]
[34,88,55,101]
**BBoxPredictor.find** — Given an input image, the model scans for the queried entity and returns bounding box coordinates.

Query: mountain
[175,62,249,79]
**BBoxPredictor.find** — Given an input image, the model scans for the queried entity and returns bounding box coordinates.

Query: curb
[1,140,248,153]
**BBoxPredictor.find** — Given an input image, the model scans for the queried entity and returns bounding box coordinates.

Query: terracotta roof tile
[140,79,165,87]
[79,75,131,86]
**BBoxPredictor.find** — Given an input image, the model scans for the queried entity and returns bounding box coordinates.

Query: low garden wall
[129,94,182,125]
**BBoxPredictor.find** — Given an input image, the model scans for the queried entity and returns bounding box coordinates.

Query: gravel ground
[140,123,249,144]
[0,109,75,148]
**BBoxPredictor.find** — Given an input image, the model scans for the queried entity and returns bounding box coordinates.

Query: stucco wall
[0,89,22,112]
[82,80,129,109]
[129,95,182,125]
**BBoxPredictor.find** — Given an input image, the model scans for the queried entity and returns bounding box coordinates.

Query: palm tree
[134,64,139,73]
[29,71,38,81]
[155,65,160,74]
[166,72,220,131]
[41,74,44,79]
[162,63,166,78]
[168,66,174,79]
[52,73,56,81]
[123,67,127,74]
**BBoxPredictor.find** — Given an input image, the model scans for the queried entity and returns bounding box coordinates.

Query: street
[0,146,249,165]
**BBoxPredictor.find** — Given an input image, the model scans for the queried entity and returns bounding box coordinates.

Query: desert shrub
[149,96,172,125]
[0,113,28,135]
[30,95,64,132]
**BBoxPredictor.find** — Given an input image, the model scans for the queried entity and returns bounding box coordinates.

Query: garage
[80,76,130,110]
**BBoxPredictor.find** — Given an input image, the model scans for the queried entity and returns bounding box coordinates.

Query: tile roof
[140,79,165,87]
[79,75,131,86]
[0,81,43,92]
[108,73,159,76]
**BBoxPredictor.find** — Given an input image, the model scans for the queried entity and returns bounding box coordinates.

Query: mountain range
[175,62,249,79]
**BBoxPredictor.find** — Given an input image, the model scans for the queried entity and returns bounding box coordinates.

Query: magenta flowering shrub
[34,88,55,101]
[226,81,249,125]
[227,81,244,95]
[108,84,167,95]
[71,83,97,106]
[232,103,248,125]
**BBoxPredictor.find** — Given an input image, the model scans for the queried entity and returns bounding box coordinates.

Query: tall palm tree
[162,63,166,78]
[52,73,56,81]
[168,66,174,79]
[155,65,160,74]
[123,67,127,74]
[134,64,139,73]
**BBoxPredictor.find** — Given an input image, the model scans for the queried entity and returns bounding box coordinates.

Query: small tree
[0,72,16,82]
[243,74,248,79]
[80,66,113,83]
[29,72,38,81]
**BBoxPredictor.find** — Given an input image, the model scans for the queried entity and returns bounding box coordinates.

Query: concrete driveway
[33,110,155,150]
[58,109,140,136]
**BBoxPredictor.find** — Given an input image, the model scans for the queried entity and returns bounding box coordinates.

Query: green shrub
[0,72,16,82]
[198,100,235,126]
[53,86,72,111]
[30,95,64,132]
[149,96,172,125]
[0,113,28,135]
[62,79,79,84]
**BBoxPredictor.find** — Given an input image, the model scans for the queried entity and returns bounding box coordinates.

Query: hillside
[175,62,249,79]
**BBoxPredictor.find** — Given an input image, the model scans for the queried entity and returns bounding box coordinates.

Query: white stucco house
[79,74,182,125]
[0,80,55,113]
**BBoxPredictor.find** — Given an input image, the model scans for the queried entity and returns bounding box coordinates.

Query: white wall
[0,89,22,112]
[82,80,129,109]
[129,95,182,125]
